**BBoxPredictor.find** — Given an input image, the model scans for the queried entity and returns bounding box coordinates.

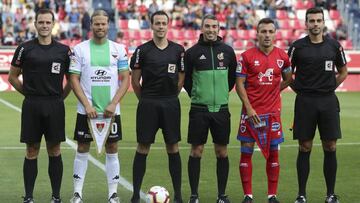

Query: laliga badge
[51,62,61,74]
[87,113,114,154]
[168,64,176,73]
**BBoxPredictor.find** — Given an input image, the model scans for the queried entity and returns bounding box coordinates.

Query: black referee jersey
[288,35,347,94]
[130,40,185,98]
[11,38,70,98]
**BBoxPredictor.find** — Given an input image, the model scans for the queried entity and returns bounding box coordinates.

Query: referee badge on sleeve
[51,62,61,74]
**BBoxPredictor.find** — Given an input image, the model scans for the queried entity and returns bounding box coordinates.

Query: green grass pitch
[0,91,359,202]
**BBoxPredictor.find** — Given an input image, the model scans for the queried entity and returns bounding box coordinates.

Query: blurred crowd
[0,0,348,47]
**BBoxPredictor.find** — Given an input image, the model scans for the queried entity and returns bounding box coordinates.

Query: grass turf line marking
[0,97,147,201]
[2,143,360,150]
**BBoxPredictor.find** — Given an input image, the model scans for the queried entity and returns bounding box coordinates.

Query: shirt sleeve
[228,48,237,91]
[282,52,292,73]
[236,53,247,78]
[11,45,25,68]
[117,45,129,72]
[287,44,296,71]
[183,49,193,97]
[64,47,71,73]
[177,46,185,72]
[130,47,141,70]
[334,45,347,69]
[69,46,82,75]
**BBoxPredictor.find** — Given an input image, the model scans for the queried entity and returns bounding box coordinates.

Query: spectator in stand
[24,4,36,21]
[334,19,347,40]
[68,7,80,37]
[246,9,260,29]
[148,0,160,18]
[79,6,90,40]
[15,30,27,44]
[3,31,15,45]
[203,1,215,15]
[226,6,238,29]
[139,15,151,29]
[59,17,70,39]
[3,16,14,38]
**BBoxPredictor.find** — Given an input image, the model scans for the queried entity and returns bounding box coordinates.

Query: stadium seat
[122,30,130,40]
[245,40,255,49]
[329,9,340,19]
[128,30,141,40]
[275,40,287,49]
[340,39,353,50]
[184,30,196,40]
[173,29,185,40]
[219,29,227,38]
[118,19,128,29]
[140,29,152,40]
[292,19,306,30]
[303,0,315,9]
[238,30,249,40]
[294,0,306,9]
[281,29,293,41]
[276,10,289,20]
[278,20,291,29]
[276,31,283,40]
[248,29,257,40]
[227,29,239,40]
[167,30,175,40]
[233,40,244,50]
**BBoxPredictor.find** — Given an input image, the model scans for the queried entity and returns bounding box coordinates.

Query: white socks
[106,153,120,198]
[73,152,89,198]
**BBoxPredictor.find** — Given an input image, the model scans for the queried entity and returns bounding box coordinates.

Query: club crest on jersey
[277,59,284,68]
[254,60,260,66]
[217,52,224,60]
[168,64,176,73]
[51,62,61,74]
[240,125,246,133]
[271,122,281,131]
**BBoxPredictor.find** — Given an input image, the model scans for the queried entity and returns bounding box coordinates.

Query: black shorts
[293,93,341,141]
[187,105,230,145]
[136,97,181,144]
[21,97,66,143]
[74,113,122,143]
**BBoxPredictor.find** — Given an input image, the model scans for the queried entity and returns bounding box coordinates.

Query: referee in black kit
[8,9,71,203]
[288,7,348,203]
[130,11,185,203]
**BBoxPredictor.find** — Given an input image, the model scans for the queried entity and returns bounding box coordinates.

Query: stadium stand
[0,0,357,51]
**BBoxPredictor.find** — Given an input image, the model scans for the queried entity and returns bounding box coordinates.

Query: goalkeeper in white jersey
[69,10,130,203]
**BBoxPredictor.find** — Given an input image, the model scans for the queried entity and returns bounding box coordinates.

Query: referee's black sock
[48,155,63,199]
[217,156,229,196]
[168,152,182,200]
[188,156,201,196]
[132,152,147,200]
[324,150,337,196]
[23,157,38,199]
[297,151,311,196]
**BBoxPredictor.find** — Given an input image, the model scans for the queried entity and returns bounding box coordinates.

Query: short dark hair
[201,14,218,27]
[91,9,109,23]
[150,11,169,24]
[257,18,276,32]
[305,7,324,22]
[35,9,55,22]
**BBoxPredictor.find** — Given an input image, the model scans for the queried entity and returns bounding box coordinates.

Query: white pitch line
[2,142,360,150]
[0,98,146,201]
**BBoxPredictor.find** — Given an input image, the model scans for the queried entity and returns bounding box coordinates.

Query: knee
[77,142,91,153]
[322,141,337,152]
[105,142,118,153]
[299,141,312,152]
[215,146,228,158]
[166,143,179,154]
[26,144,40,159]
[137,143,151,154]
[190,145,203,158]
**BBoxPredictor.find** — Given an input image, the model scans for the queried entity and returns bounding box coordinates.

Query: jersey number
[111,122,118,134]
